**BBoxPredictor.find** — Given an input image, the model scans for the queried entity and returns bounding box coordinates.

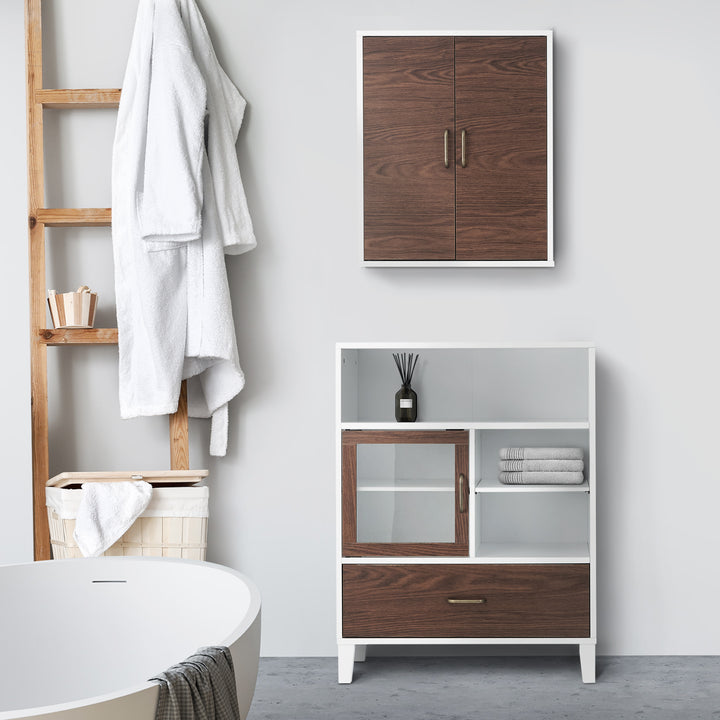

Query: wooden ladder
[25,0,190,561]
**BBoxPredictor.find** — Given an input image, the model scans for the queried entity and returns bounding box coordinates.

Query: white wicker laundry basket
[46,470,209,560]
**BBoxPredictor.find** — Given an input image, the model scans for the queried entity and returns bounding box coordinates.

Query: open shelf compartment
[340,345,590,425]
[474,489,590,562]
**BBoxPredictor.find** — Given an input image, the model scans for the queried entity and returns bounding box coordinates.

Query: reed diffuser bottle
[393,352,419,422]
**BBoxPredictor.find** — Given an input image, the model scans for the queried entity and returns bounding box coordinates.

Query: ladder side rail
[26,0,51,561]
[26,0,191,559]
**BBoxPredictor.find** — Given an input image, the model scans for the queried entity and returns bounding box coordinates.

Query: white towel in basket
[73,481,153,557]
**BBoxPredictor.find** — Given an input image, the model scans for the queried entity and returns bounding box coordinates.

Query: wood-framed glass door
[342,430,469,557]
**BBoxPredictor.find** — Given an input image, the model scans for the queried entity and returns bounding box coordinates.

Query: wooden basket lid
[46,470,209,488]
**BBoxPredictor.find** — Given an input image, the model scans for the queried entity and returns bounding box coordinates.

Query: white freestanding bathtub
[0,557,261,720]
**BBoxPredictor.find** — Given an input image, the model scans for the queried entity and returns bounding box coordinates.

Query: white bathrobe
[112,0,255,456]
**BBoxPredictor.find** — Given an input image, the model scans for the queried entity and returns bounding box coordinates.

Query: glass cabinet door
[342,430,469,556]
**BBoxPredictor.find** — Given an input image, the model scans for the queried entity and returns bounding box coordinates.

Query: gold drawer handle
[447,598,486,605]
[458,473,466,513]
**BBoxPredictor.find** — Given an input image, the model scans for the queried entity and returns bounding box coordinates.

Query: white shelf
[341,421,590,431]
[358,477,454,493]
[475,542,590,563]
[475,477,589,493]
[337,341,594,350]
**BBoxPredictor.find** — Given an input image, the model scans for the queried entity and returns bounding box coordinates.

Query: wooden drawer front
[342,564,590,638]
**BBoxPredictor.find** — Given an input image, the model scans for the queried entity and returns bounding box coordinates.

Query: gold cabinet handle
[458,473,466,513]
[461,129,467,168]
[447,598,486,605]
[444,129,450,168]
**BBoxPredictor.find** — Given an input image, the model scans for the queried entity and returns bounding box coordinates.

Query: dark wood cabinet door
[361,34,550,263]
[342,430,469,557]
[454,36,548,261]
[362,36,456,261]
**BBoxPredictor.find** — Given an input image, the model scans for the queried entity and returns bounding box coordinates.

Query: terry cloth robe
[112,0,256,456]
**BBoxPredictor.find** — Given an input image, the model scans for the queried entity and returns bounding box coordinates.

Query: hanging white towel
[112,0,256,456]
[73,481,153,557]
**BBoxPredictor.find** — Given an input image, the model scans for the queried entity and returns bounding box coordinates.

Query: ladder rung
[35,88,121,108]
[35,208,112,227]
[39,328,119,345]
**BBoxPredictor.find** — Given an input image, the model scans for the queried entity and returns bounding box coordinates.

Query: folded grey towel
[150,646,240,720]
[500,447,583,461]
[499,471,584,485]
[499,459,584,472]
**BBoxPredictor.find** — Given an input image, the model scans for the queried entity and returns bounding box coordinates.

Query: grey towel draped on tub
[150,646,240,720]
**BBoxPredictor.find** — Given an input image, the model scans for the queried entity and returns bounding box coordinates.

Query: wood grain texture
[454,36,548,260]
[39,328,118,345]
[26,0,51,560]
[455,441,469,549]
[342,430,468,445]
[341,430,469,557]
[35,208,112,227]
[36,88,121,108]
[343,542,469,558]
[342,564,590,638]
[342,443,358,550]
[363,36,455,260]
[169,380,189,471]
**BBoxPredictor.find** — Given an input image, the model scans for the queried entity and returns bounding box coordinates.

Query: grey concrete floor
[248,656,720,719]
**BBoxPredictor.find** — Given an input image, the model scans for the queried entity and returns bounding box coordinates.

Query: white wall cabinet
[336,342,596,682]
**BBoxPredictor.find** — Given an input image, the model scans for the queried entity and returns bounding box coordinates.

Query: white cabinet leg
[579,643,596,683]
[338,644,355,684]
[354,644,367,662]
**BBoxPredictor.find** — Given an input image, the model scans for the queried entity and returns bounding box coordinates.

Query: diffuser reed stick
[393,352,419,386]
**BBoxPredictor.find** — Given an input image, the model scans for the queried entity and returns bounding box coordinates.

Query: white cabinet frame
[336,342,596,683]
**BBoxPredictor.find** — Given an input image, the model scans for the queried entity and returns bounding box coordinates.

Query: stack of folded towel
[498,447,584,485]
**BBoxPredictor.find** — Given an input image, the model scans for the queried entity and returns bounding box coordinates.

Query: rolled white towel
[499,471,584,485]
[499,459,584,472]
[73,481,153,557]
[500,447,583,461]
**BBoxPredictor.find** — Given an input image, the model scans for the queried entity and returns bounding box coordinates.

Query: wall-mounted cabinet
[336,343,595,683]
[359,32,553,267]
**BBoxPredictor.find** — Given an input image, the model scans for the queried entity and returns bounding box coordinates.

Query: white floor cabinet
[336,343,596,683]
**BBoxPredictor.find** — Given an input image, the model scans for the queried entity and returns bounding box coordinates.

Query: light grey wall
[0,0,32,565]
[1,0,719,657]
